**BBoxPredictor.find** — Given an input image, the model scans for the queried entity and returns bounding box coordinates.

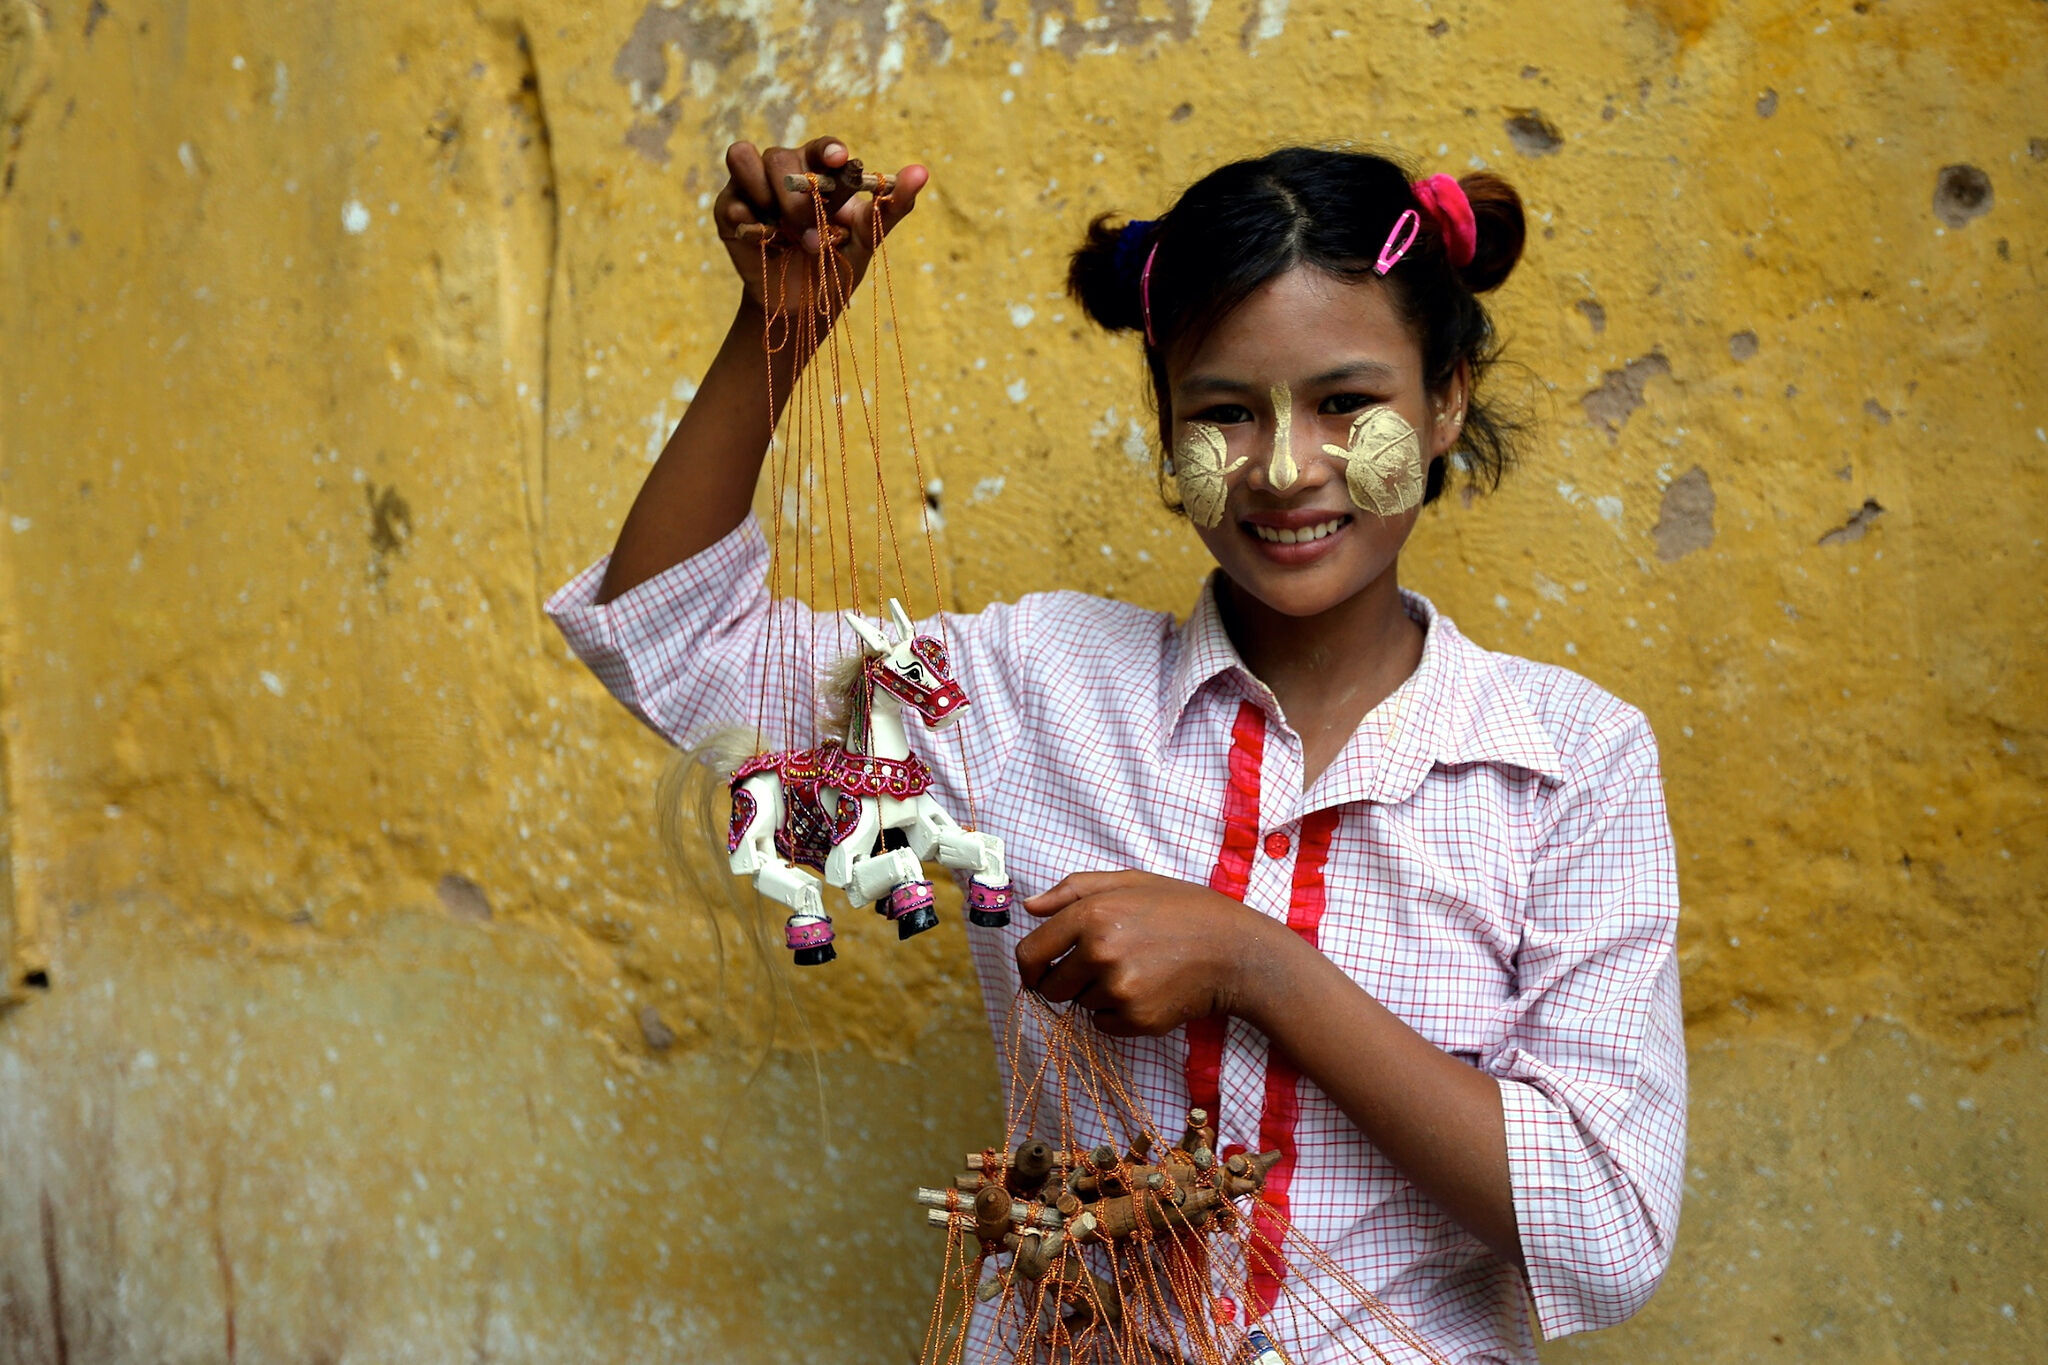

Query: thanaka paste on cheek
[1174,422,1247,528]
[1320,405,1426,517]
[1266,383,1299,491]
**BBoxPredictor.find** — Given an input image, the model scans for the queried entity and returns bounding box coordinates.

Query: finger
[1088,1010,1144,1038]
[876,163,928,234]
[1075,978,1126,1015]
[760,144,825,228]
[802,135,850,173]
[1032,941,1103,1006]
[1014,904,1090,988]
[1024,871,1138,918]
[723,142,774,220]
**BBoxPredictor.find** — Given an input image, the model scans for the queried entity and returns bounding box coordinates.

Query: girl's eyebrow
[1175,374,1258,397]
[1306,360,1400,386]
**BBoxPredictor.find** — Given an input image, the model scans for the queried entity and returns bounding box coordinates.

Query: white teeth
[1251,519,1344,545]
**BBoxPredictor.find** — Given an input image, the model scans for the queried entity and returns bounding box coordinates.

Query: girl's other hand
[714,137,928,315]
[1015,872,1295,1037]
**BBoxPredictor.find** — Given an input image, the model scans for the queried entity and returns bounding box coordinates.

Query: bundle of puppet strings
[912,992,1451,1365]
[679,163,1020,973]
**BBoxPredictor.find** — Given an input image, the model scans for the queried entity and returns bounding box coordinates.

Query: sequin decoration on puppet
[1174,423,1248,528]
[725,598,1016,965]
[1320,405,1426,518]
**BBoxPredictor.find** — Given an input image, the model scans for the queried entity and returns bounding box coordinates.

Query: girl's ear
[1430,359,1473,459]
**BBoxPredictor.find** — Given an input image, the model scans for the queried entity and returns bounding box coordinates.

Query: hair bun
[1068,213,1152,335]
[1451,172,1525,293]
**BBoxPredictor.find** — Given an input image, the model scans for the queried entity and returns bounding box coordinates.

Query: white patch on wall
[1123,419,1150,466]
[1006,378,1029,404]
[1593,495,1624,524]
[644,403,670,463]
[1009,303,1035,328]
[969,476,1007,504]
[341,200,371,234]
[1247,0,1290,47]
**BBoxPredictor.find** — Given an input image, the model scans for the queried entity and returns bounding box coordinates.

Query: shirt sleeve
[1483,710,1687,1339]
[543,514,1029,807]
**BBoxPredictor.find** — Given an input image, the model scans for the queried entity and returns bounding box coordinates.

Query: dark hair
[1067,146,1527,507]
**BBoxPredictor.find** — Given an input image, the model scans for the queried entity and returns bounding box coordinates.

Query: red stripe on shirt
[1249,806,1342,1319]
[1185,700,1267,1121]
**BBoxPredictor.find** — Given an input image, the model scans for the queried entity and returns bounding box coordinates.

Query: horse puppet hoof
[881,880,939,940]
[965,880,1016,929]
[786,916,836,966]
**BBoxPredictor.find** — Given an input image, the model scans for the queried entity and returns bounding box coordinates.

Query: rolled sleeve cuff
[1498,1065,1665,1339]
[543,515,771,732]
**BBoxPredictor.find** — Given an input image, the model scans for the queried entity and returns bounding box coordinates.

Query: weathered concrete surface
[0,0,2043,1359]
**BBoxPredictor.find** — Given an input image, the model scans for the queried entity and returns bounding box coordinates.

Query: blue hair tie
[1113,219,1157,286]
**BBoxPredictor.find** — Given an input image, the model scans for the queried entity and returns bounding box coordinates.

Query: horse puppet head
[843,599,970,730]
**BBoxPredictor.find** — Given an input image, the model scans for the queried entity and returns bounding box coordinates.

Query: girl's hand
[713,137,928,316]
[1015,872,1297,1037]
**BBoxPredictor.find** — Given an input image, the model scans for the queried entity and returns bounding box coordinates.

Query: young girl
[548,139,1685,1363]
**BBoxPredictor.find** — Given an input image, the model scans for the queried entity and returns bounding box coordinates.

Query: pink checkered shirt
[547,516,1686,1364]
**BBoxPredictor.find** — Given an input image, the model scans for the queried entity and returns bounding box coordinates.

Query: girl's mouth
[1240,512,1353,562]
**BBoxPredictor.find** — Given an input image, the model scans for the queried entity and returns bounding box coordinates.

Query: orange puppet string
[867,193,986,831]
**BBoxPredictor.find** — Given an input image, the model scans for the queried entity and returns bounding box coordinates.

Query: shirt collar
[1164,580,1566,808]
[1164,575,1250,722]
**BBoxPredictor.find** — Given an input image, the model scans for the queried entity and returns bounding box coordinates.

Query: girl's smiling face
[1167,266,1466,620]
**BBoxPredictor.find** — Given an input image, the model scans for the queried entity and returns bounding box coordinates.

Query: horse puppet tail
[659,726,775,984]
[659,727,833,1135]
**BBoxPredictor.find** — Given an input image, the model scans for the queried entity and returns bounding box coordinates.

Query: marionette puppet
[694,162,1016,967]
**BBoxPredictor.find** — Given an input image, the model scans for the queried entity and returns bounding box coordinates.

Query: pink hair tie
[1411,173,1478,268]
[1140,240,1161,348]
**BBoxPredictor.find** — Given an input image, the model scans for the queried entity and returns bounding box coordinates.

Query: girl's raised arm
[595,138,927,604]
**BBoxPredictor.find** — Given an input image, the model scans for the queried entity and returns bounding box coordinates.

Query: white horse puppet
[723,599,1016,965]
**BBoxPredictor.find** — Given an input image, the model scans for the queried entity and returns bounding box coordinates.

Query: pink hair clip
[1374,209,1420,275]
[1141,240,1161,348]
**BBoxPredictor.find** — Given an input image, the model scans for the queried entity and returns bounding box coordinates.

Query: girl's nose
[1245,384,1332,496]
[1264,384,1300,491]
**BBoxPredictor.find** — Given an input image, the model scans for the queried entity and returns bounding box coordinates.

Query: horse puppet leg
[827,792,940,941]
[902,797,1017,929]
[728,773,835,966]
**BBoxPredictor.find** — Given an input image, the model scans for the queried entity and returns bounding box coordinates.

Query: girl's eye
[1320,392,1382,416]
[1191,403,1254,426]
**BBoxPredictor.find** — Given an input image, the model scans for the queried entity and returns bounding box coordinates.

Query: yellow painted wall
[2,0,2043,1359]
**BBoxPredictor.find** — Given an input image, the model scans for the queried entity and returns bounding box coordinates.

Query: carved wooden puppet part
[1321,405,1426,518]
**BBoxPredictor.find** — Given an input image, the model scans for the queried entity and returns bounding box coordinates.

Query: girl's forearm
[1236,932,1525,1271]
[596,300,803,604]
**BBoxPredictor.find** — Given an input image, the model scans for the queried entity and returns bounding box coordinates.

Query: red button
[1263,832,1291,859]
